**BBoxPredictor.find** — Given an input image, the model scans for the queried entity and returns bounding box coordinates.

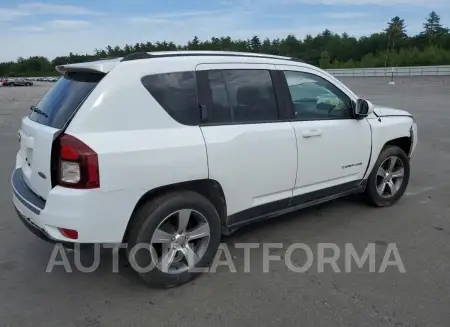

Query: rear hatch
[18,72,104,199]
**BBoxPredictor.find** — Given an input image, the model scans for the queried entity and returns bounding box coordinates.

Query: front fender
[364,116,414,179]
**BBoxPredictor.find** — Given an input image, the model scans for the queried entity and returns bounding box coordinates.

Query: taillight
[58,134,99,189]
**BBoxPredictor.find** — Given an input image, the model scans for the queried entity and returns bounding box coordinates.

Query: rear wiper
[30,105,48,118]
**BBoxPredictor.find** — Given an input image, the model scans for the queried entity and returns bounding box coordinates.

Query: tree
[423,11,449,46]
[124,44,133,54]
[319,51,331,68]
[1,12,450,76]
[279,35,301,57]
[94,48,107,58]
[385,16,407,51]
[220,36,232,51]
[187,36,200,50]
[105,45,113,56]
[250,36,262,53]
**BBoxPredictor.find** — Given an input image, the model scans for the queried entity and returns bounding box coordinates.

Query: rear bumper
[14,205,55,244]
[12,169,58,243]
[11,168,46,215]
[13,205,88,249]
[12,168,142,244]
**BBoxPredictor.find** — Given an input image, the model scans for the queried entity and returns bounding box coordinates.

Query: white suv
[12,51,418,288]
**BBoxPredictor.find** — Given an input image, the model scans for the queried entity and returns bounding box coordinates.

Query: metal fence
[326,65,450,77]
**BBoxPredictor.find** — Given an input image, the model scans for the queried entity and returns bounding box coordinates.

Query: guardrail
[326,65,450,77]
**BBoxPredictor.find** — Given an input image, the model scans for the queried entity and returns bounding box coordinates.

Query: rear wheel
[366,145,410,207]
[126,191,221,288]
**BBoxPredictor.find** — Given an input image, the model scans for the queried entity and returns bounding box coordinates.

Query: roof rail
[120,52,155,62]
[119,51,303,63]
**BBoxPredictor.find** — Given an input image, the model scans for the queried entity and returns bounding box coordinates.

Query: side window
[205,69,279,124]
[284,71,353,120]
[206,71,232,123]
[142,71,199,125]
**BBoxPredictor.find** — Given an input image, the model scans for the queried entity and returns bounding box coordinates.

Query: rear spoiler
[55,58,122,74]
[56,66,103,74]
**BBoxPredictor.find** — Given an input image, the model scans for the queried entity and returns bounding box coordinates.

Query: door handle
[302,129,323,138]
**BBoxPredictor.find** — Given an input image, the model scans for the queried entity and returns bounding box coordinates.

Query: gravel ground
[1,78,450,327]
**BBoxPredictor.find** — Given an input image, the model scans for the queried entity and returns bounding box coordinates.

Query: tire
[366,145,410,207]
[126,190,222,288]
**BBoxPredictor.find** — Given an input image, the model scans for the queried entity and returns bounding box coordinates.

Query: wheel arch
[384,136,412,157]
[122,179,228,243]
[367,136,412,178]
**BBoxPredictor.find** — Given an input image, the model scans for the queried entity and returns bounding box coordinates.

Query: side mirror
[355,99,374,117]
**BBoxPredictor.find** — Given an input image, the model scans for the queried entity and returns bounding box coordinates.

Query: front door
[276,65,372,202]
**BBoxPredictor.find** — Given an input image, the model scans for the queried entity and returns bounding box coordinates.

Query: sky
[0,0,449,62]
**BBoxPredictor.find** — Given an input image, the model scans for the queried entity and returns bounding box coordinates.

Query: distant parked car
[4,78,33,86]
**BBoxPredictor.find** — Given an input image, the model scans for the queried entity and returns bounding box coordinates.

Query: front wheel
[365,145,410,207]
[126,191,222,288]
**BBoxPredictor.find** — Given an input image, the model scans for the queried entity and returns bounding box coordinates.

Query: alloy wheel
[375,156,405,198]
[150,209,210,273]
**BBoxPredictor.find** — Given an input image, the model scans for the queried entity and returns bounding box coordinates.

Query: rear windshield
[29,72,104,129]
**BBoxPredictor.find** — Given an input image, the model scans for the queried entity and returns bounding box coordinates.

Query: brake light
[58,134,99,189]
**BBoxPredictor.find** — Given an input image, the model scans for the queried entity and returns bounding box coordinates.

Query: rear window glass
[204,69,278,124]
[29,72,103,129]
[141,72,199,125]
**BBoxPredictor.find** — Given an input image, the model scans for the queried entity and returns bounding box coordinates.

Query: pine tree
[250,36,262,53]
[188,36,200,50]
[384,16,407,50]
[423,11,449,46]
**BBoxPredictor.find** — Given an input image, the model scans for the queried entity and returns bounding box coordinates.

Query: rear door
[18,72,103,199]
[196,63,298,222]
